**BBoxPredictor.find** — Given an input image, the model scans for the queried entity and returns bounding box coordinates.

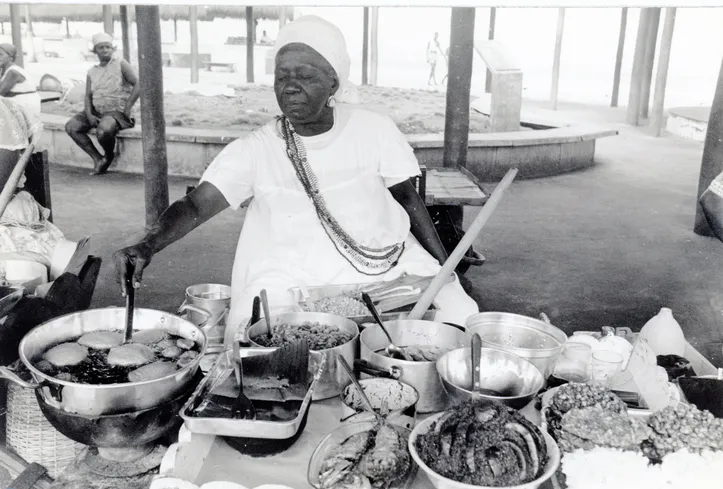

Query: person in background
[700,173,723,242]
[0,43,41,121]
[64,33,140,176]
[259,30,273,46]
[426,32,441,86]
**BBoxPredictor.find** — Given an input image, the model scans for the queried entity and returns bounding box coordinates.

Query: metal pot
[178,284,231,342]
[359,320,471,413]
[246,312,359,401]
[464,312,567,379]
[0,307,207,416]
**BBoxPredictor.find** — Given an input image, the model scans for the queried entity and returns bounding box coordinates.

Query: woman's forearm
[390,180,448,265]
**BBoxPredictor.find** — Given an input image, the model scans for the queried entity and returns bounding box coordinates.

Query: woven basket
[5,382,84,479]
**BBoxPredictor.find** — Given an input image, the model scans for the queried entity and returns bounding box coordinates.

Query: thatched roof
[0,5,293,23]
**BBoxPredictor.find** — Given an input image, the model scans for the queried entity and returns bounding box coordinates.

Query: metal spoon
[471,333,482,392]
[337,356,382,421]
[361,292,412,361]
[123,265,135,344]
[260,289,273,338]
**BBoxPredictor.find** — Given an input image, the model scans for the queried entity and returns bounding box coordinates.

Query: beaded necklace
[278,115,404,276]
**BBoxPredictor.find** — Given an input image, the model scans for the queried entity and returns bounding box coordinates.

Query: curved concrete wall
[39,114,617,181]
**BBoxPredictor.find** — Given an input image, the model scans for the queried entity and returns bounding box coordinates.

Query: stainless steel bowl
[247,311,359,401]
[464,312,567,379]
[437,347,545,409]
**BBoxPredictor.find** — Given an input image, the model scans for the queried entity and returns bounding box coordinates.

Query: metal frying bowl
[437,347,545,409]
[464,312,567,379]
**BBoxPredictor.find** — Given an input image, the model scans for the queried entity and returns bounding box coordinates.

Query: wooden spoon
[260,289,273,338]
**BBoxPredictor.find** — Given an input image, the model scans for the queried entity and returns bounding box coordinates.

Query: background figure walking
[426,32,441,86]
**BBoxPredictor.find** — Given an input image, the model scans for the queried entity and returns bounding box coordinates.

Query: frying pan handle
[0,366,40,389]
[354,359,402,380]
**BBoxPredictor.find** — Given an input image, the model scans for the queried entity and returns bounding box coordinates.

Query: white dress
[1,65,41,122]
[201,105,478,329]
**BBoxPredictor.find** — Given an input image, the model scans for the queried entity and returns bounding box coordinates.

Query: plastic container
[639,308,685,357]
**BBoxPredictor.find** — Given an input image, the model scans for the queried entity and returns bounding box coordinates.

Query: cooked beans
[253,322,353,350]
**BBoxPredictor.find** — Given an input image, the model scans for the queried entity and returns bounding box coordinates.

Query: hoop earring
[326,96,336,108]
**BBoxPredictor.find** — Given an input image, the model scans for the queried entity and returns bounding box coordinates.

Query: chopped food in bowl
[253,322,354,351]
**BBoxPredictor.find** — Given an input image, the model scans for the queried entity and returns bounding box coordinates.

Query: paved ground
[2,99,723,485]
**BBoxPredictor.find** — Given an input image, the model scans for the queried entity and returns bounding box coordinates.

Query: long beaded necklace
[278,115,404,276]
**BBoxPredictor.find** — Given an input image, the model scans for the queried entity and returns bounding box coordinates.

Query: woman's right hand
[112,241,154,297]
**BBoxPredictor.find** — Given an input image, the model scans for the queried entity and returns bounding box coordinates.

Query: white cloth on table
[201,105,479,330]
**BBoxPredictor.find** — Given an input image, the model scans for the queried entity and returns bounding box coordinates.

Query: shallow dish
[409,412,560,489]
[307,420,418,489]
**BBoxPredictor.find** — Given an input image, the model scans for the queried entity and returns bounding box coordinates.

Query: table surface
[169,397,551,489]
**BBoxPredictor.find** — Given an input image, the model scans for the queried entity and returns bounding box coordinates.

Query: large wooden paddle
[407,168,518,320]
[0,143,35,219]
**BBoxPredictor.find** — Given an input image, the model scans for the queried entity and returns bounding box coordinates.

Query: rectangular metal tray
[288,283,437,325]
[180,347,325,439]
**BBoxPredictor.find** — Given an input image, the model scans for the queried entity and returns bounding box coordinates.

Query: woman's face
[274,44,339,125]
[0,51,12,69]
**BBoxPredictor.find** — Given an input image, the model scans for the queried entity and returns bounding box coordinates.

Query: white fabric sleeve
[708,172,723,198]
[199,136,256,210]
[377,116,422,188]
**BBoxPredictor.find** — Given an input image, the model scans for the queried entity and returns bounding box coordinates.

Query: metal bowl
[409,412,560,489]
[464,313,567,379]
[437,347,545,409]
[247,311,359,400]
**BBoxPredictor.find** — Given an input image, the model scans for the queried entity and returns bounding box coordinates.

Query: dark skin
[113,44,448,295]
[700,188,723,243]
[0,50,23,96]
[64,42,140,175]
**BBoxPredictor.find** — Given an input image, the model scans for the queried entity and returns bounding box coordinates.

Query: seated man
[700,172,723,242]
[64,33,140,176]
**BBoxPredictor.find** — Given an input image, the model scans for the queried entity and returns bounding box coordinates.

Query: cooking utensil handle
[0,366,40,389]
[354,359,402,379]
[338,357,378,416]
[361,293,392,341]
[408,168,518,320]
[124,265,135,343]
[250,296,261,325]
[471,333,482,391]
[539,313,551,325]
[260,289,272,336]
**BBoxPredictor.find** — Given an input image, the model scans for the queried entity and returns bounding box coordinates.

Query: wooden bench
[203,61,237,73]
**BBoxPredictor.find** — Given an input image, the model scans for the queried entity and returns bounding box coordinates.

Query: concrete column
[369,7,379,86]
[611,7,628,108]
[9,5,23,68]
[362,7,369,86]
[550,8,566,110]
[120,6,131,62]
[23,4,36,63]
[103,5,114,35]
[246,7,254,83]
[694,57,723,236]
[485,7,496,94]
[627,8,651,126]
[649,8,676,137]
[135,5,169,228]
[279,6,288,29]
[190,6,199,84]
[443,7,476,169]
[639,7,661,120]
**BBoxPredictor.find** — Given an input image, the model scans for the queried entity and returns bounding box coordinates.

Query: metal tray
[288,283,437,326]
[180,347,326,439]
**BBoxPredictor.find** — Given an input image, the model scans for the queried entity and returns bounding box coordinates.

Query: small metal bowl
[437,347,545,409]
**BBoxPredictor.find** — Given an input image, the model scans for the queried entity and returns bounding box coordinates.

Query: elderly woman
[113,16,479,330]
[0,44,41,121]
[700,173,723,242]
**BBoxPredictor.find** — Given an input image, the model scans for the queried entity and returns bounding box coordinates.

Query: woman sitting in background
[0,44,41,121]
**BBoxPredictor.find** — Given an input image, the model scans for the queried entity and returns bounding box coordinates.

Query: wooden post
[190,6,199,84]
[135,5,169,228]
[694,57,723,236]
[369,7,379,86]
[626,8,650,126]
[550,8,565,110]
[24,4,33,35]
[173,18,178,43]
[611,7,627,107]
[362,7,369,86]
[443,7,476,169]
[23,4,36,63]
[65,17,71,38]
[639,7,661,120]
[9,5,23,68]
[120,6,130,62]
[246,7,254,83]
[103,5,114,35]
[649,8,676,137]
[485,7,496,93]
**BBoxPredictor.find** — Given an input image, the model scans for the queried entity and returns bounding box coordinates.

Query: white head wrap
[92,32,114,48]
[273,15,360,105]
